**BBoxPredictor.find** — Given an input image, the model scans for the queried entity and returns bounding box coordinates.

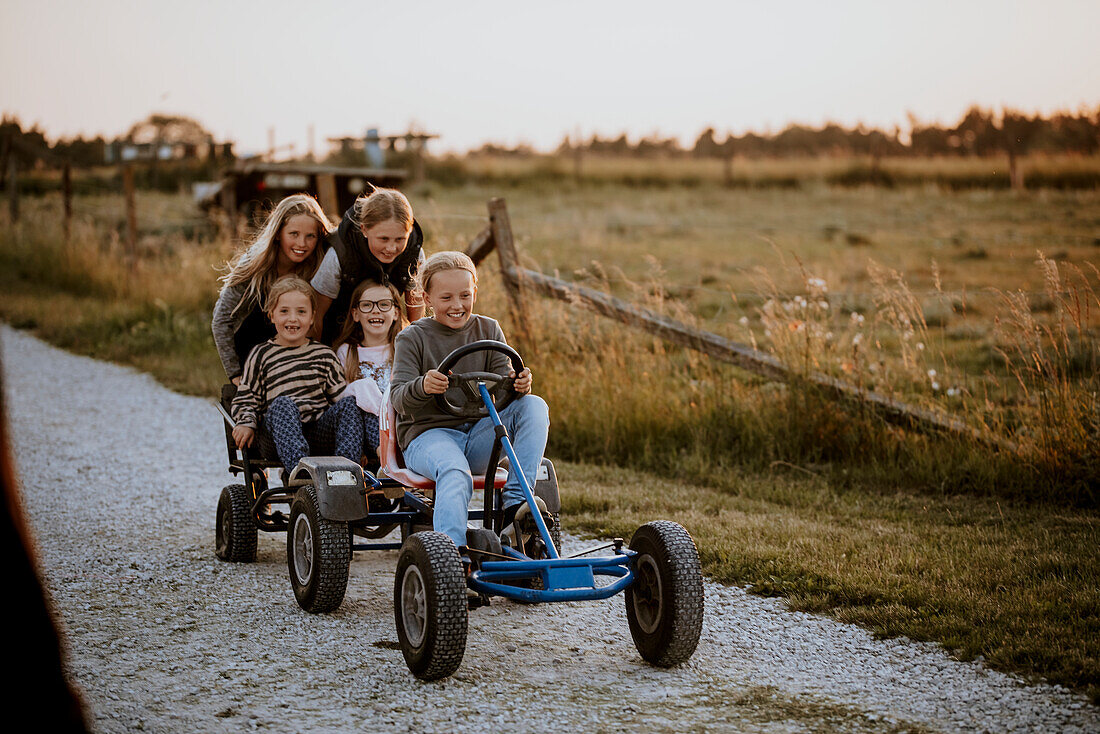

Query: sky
[2,0,1098,156]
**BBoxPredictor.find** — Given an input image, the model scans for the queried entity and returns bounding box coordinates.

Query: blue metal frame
[346,380,637,601]
[465,382,636,603]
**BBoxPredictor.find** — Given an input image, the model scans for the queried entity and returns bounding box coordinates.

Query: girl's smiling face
[278,213,321,268]
[361,218,411,264]
[426,268,477,329]
[270,290,314,347]
[352,285,398,346]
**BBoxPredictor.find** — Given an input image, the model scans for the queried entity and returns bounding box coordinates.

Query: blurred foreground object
[0,343,89,731]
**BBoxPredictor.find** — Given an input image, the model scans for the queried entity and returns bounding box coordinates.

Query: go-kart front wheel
[394,532,468,680]
[287,484,350,613]
[625,521,704,667]
[215,484,257,562]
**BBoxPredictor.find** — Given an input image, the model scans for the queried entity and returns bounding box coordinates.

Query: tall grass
[0,193,229,395]
[991,256,1100,498]
[3,190,1095,503]
[496,246,1098,506]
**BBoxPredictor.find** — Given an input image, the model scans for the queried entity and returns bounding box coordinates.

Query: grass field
[1,177,1098,700]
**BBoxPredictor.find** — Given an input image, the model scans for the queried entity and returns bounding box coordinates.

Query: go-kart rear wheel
[215,484,257,562]
[287,485,350,613]
[625,521,704,667]
[394,532,468,680]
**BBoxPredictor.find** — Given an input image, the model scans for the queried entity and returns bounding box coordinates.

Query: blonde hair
[333,278,408,383]
[352,187,413,232]
[265,276,316,317]
[219,194,332,313]
[419,251,478,294]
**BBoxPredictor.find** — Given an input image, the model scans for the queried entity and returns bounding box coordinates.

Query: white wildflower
[916,342,925,351]
[850,312,865,325]
[852,333,863,345]
[927,369,937,379]
[738,316,749,326]
[818,300,829,310]
[931,381,941,391]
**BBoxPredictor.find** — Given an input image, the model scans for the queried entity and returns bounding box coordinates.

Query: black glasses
[356,298,396,314]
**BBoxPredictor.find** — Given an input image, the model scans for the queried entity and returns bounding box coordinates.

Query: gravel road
[3,324,1097,733]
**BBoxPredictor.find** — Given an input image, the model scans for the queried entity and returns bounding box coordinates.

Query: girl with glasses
[333,279,410,463]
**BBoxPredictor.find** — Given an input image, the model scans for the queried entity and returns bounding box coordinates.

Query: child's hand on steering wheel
[511,367,532,395]
[422,369,450,395]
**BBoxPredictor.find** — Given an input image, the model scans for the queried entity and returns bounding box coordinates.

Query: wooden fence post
[7,154,18,224]
[487,198,531,342]
[316,173,339,220]
[62,163,73,243]
[220,174,238,235]
[464,225,495,265]
[122,164,138,266]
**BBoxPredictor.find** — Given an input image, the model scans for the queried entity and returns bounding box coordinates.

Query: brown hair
[219,194,332,313]
[265,276,316,317]
[333,279,408,383]
[419,250,478,294]
[352,187,413,232]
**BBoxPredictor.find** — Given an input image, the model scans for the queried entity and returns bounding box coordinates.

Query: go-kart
[214,340,704,680]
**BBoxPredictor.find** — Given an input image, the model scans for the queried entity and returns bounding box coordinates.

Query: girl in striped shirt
[231,277,363,474]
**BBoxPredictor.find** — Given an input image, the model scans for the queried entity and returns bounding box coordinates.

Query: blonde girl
[212,194,333,383]
[310,186,426,343]
[230,276,362,474]
[389,251,548,558]
[333,278,409,457]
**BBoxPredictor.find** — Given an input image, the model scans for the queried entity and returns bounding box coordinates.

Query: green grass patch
[555,460,1100,702]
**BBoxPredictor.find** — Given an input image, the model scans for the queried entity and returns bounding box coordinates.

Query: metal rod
[477,383,559,559]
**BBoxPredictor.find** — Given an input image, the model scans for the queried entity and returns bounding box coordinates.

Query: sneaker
[500,497,551,550]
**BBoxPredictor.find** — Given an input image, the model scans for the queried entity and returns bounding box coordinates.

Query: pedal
[409,490,434,508]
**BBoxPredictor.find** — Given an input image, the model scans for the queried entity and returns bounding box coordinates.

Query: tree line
[471,106,1100,159]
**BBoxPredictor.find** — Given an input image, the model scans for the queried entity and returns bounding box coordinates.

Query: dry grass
[452,152,1100,188]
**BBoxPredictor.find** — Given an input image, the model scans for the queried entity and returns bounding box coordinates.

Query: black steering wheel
[434,340,525,419]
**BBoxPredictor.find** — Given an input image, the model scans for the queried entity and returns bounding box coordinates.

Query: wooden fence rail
[467,197,1013,450]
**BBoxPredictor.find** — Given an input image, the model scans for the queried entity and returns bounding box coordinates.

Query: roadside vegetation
[1,174,1097,700]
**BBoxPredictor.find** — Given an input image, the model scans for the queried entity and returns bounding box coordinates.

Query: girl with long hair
[212,194,333,383]
[333,278,409,460]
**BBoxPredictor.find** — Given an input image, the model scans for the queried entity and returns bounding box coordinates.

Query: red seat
[379,396,507,491]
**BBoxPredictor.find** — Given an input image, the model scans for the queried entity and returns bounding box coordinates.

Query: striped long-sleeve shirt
[231,340,347,429]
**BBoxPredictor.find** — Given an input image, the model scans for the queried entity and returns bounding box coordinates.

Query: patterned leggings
[362,410,380,452]
[264,395,363,473]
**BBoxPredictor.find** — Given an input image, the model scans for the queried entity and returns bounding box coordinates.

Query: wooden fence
[464,197,1013,450]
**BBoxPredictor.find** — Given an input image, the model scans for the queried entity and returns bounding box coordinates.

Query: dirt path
[3,325,1096,733]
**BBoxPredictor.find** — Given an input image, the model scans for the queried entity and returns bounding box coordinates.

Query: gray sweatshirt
[390,315,512,449]
[211,281,256,379]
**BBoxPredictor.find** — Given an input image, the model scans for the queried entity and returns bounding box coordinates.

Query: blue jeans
[404,395,550,548]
